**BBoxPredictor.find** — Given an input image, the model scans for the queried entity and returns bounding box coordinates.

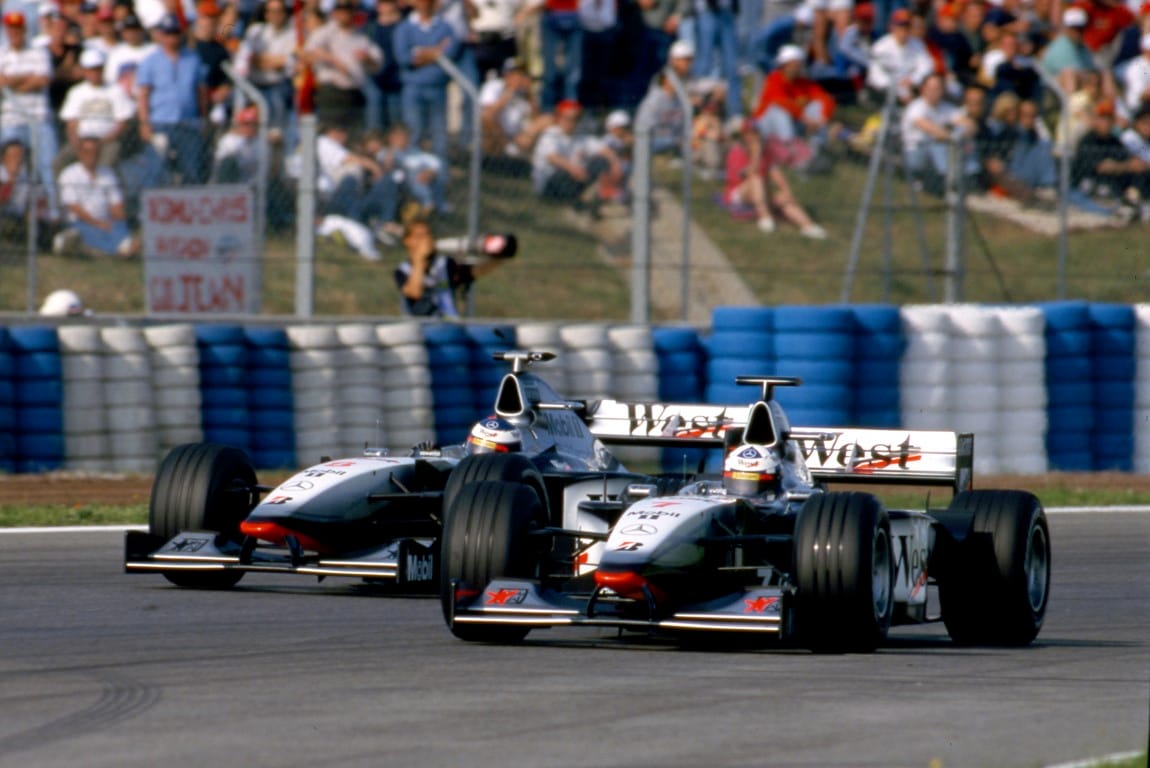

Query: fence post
[665,69,694,322]
[943,134,966,303]
[223,62,268,313]
[436,53,481,315]
[295,114,317,317]
[630,124,652,324]
[842,82,897,303]
[25,125,41,314]
[1030,65,1070,300]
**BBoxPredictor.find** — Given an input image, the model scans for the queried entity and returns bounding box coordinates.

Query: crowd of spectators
[3,0,1150,260]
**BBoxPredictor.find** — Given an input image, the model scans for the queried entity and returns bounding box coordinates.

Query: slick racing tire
[149,442,259,589]
[937,490,1050,646]
[794,492,894,653]
[442,453,548,522]
[440,481,548,643]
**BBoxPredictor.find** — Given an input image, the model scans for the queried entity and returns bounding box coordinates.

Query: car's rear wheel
[938,490,1050,646]
[440,480,548,642]
[149,442,258,589]
[793,492,893,653]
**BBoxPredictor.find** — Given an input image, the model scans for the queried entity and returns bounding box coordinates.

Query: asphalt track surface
[1,511,1147,768]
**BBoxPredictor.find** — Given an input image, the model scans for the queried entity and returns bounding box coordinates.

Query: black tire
[938,490,1050,646]
[440,480,547,643]
[442,452,549,521]
[149,442,259,589]
[793,492,894,653]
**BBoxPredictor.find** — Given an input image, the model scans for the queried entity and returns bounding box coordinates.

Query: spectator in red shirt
[1074,0,1137,98]
[751,44,835,152]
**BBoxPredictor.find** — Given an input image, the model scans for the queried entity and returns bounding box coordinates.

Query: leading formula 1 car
[442,376,1051,651]
[124,351,689,591]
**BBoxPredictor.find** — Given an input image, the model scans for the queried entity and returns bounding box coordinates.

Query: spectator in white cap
[55,133,139,258]
[56,46,136,175]
[667,37,727,115]
[751,43,836,159]
[1122,32,1150,113]
[39,289,90,317]
[1040,6,1096,96]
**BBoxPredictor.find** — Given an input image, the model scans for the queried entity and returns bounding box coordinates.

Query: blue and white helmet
[467,416,523,455]
[722,444,781,497]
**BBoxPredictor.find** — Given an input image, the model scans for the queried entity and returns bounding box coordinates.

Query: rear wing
[584,399,973,494]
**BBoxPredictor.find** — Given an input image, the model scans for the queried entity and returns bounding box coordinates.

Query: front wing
[124,530,438,588]
[449,578,788,635]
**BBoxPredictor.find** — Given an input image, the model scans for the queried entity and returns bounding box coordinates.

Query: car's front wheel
[149,442,258,589]
[440,480,548,643]
[793,492,894,653]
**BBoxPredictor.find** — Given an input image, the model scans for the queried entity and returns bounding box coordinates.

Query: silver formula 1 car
[124,351,688,591]
[443,376,1051,651]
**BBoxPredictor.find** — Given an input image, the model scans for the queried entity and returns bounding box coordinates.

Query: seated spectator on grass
[750,3,814,76]
[1041,7,1096,97]
[211,105,261,182]
[900,73,978,192]
[986,31,1042,102]
[751,44,836,159]
[479,59,552,167]
[317,122,400,235]
[833,3,879,88]
[719,118,828,239]
[55,135,139,258]
[1071,99,1150,207]
[975,90,1020,194]
[866,9,936,104]
[599,109,633,202]
[1122,32,1150,113]
[1059,69,1105,155]
[929,2,976,87]
[1008,98,1058,197]
[531,99,611,211]
[636,70,689,154]
[365,122,450,216]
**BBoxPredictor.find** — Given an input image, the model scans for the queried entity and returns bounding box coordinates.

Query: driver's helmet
[722,444,782,497]
[467,416,523,455]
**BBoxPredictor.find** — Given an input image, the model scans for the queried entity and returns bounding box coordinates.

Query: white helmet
[39,289,86,317]
[723,444,782,497]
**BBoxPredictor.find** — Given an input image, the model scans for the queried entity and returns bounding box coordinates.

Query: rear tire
[793,492,893,653]
[938,490,1050,646]
[149,442,258,589]
[440,481,547,642]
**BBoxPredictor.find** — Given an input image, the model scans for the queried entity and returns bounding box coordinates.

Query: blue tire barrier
[248,346,292,370]
[243,326,291,348]
[1038,301,1091,331]
[1046,406,1094,432]
[250,448,296,469]
[15,433,65,460]
[706,357,774,387]
[1045,330,1092,358]
[774,305,855,332]
[17,407,64,433]
[852,304,903,333]
[653,327,702,353]
[773,359,855,383]
[198,343,247,368]
[15,352,63,380]
[15,378,63,406]
[248,387,294,411]
[712,306,773,332]
[248,368,292,390]
[194,324,246,346]
[1094,407,1136,432]
[773,331,854,360]
[8,326,59,352]
[704,331,776,359]
[203,428,251,448]
[201,386,248,409]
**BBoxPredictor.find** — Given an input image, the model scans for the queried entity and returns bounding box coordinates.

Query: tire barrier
[1135,304,1150,473]
[1039,302,1094,472]
[196,324,250,455]
[58,325,108,473]
[245,326,295,469]
[6,305,1150,475]
[146,324,204,461]
[0,327,17,473]
[1089,304,1135,472]
[9,326,64,472]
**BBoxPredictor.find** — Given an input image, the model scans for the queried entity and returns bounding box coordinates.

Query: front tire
[149,442,259,589]
[938,490,1050,646]
[442,453,548,521]
[440,480,547,642]
[793,492,894,653]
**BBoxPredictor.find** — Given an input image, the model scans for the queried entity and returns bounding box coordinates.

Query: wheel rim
[872,527,892,619]
[1025,521,1049,613]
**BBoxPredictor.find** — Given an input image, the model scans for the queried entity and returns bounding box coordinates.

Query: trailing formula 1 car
[124,351,688,591]
[442,377,1051,651]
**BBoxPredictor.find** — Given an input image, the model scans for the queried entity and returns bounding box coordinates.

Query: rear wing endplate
[584,399,973,494]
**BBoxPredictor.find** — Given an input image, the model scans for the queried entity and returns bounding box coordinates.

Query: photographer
[394,218,512,317]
